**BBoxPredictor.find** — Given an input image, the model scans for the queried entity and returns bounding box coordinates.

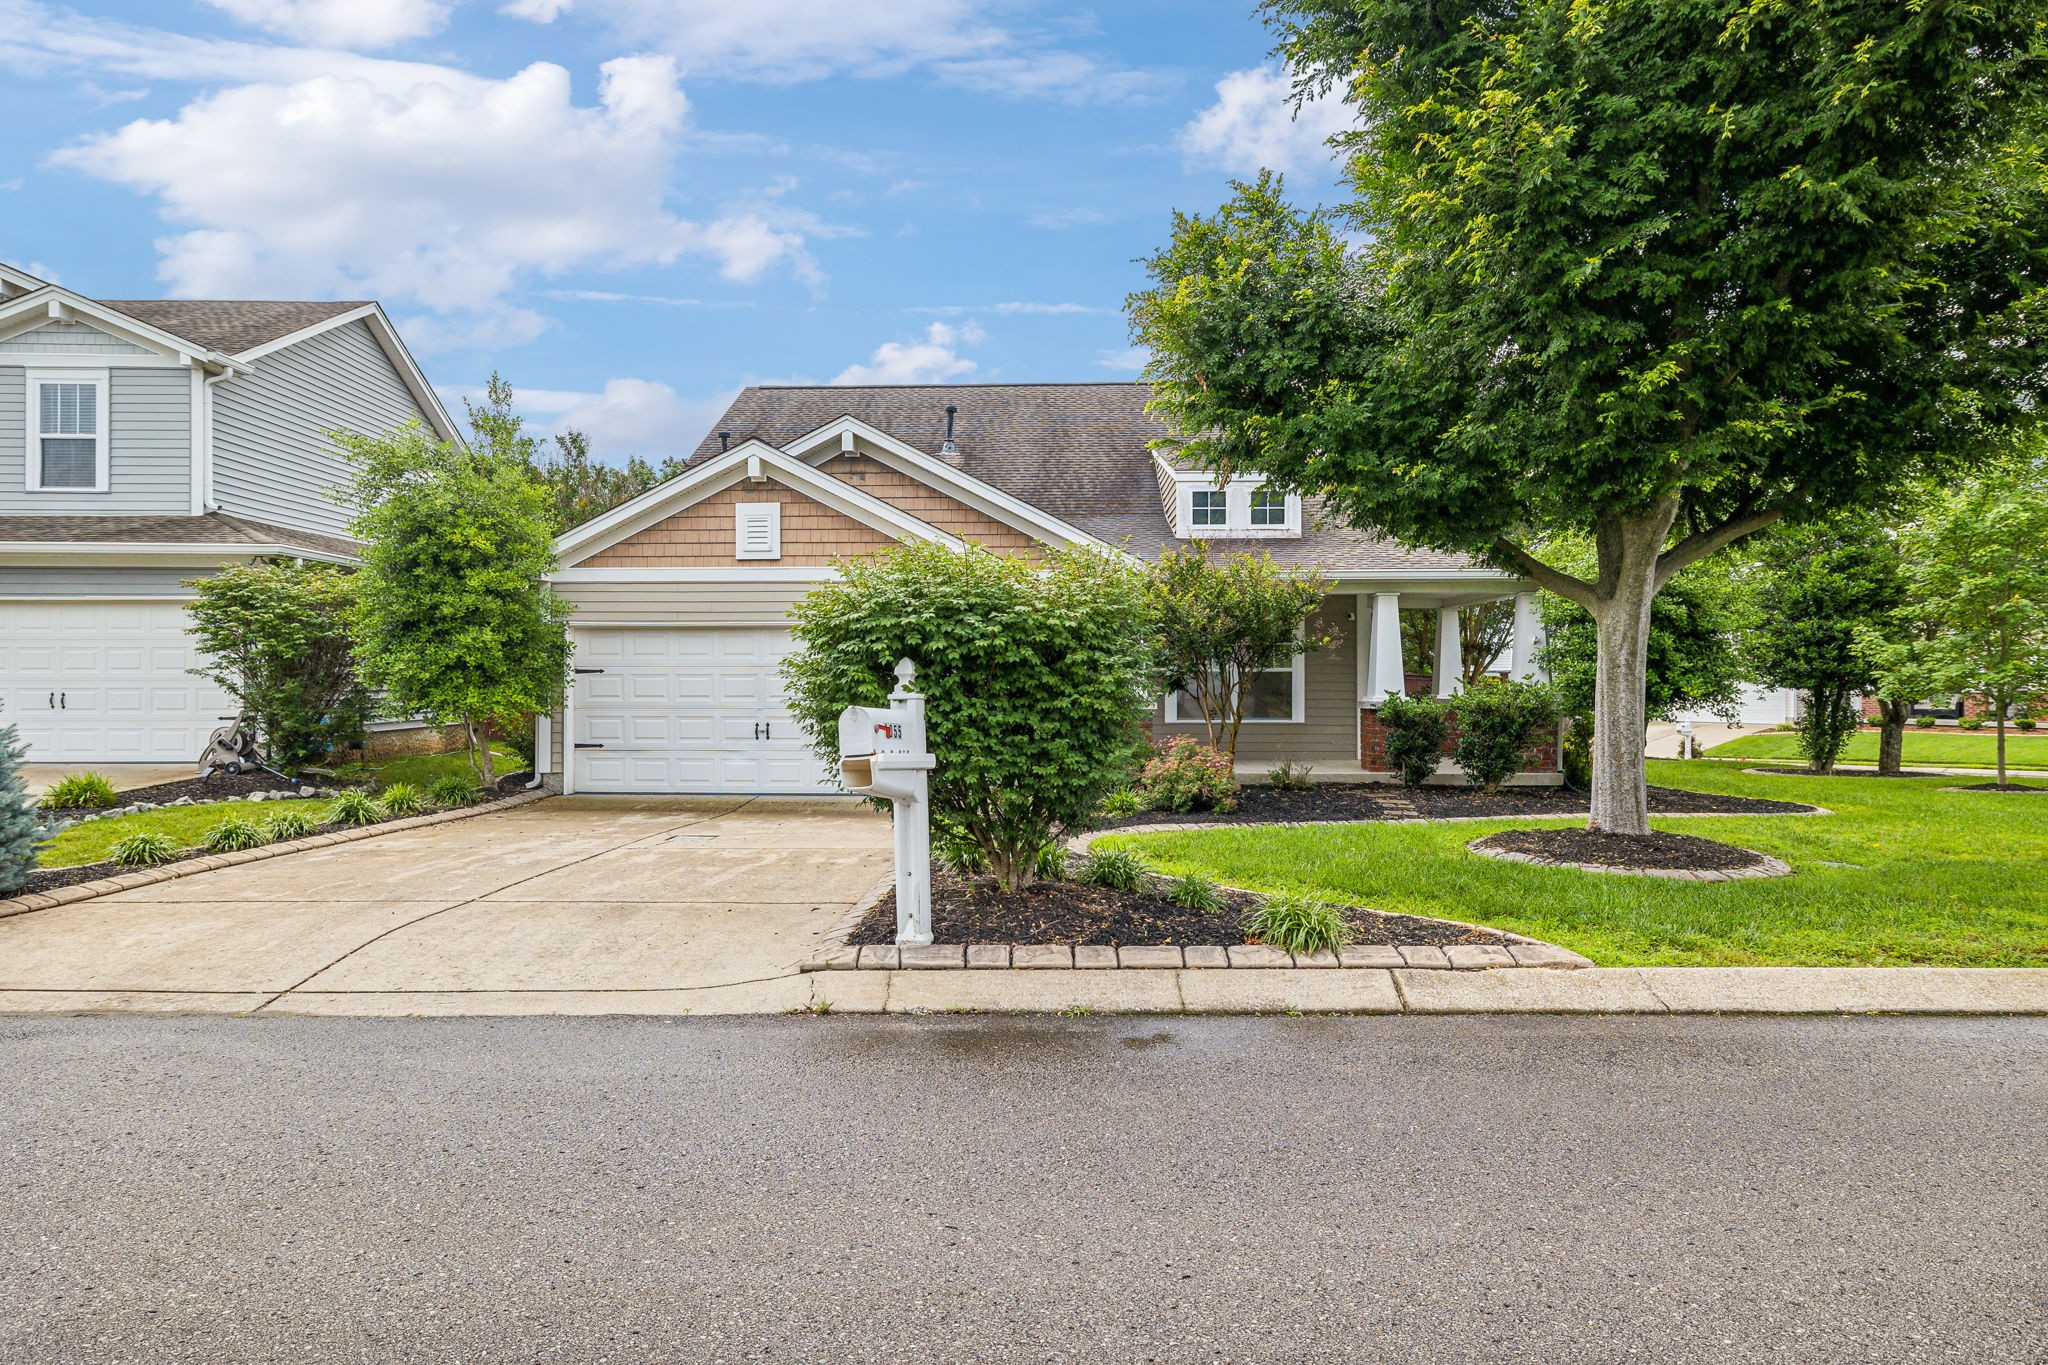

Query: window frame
[1173,476,1301,538]
[1248,485,1288,526]
[1164,652,1307,725]
[1188,487,1228,528]
[25,367,111,494]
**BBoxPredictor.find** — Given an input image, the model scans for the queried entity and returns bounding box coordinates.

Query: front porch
[1153,582,1560,785]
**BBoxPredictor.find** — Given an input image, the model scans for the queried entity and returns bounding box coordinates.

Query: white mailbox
[837,659,937,945]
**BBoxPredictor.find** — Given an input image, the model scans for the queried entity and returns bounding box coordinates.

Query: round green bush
[108,831,183,868]
[2014,717,2037,731]
[1375,692,1451,788]
[1958,717,1984,731]
[1913,716,1939,728]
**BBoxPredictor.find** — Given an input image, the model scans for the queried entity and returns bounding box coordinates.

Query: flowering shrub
[1139,738,1238,814]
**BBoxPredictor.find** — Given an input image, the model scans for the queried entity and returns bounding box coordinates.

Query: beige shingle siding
[210,319,424,540]
[818,452,1041,556]
[0,364,192,516]
[581,477,896,567]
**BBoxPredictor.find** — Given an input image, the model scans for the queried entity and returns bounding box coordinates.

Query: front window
[1167,657,1302,723]
[1249,486,1287,526]
[28,370,107,492]
[1189,489,1227,527]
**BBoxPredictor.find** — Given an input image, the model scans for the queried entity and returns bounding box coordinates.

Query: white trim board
[0,287,247,373]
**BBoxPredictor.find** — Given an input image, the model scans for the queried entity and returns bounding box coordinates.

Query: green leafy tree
[1400,600,1515,690]
[782,543,1155,891]
[1863,460,2048,787]
[1538,554,1749,724]
[1743,516,1904,774]
[335,413,572,787]
[183,561,368,771]
[531,428,688,530]
[1129,3,2047,834]
[0,713,52,896]
[1148,546,1330,759]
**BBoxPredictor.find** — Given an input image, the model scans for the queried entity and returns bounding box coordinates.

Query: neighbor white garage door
[0,600,234,764]
[570,627,835,794]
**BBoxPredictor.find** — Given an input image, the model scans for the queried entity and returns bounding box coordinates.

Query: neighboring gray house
[539,382,1553,795]
[0,261,460,765]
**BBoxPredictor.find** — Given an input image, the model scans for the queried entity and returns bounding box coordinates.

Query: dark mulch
[847,872,1512,949]
[1471,827,1771,873]
[1952,782,2048,793]
[1096,781,1811,828]
[1751,767,1951,779]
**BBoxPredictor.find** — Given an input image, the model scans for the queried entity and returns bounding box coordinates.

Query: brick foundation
[1359,706,1560,778]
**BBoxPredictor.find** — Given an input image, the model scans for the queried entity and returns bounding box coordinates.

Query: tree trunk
[1586,505,1678,836]
[1877,698,1907,776]
[1997,712,2008,788]
[465,712,496,787]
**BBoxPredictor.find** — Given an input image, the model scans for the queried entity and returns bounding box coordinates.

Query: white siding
[210,318,426,538]
[0,365,192,516]
[0,320,153,356]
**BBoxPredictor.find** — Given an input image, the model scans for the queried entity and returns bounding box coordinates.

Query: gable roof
[97,300,368,356]
[0,512,357,561]
[694,383,1513,579]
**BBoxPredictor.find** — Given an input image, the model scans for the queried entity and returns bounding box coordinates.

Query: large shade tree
[1128,0,2047,833]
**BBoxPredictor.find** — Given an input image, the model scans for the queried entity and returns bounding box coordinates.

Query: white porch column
[1510,592,1544,681]
[1365,592,1404,704]
[1434,607,1463,698]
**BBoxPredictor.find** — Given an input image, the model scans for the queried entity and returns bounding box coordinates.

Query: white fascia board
[554,440,965,567]
[0,288,246,373]
[785,413,1136,561]
[0,262,52,294]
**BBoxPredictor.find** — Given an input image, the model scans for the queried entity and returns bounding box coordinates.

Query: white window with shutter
[26,368,109,493]
[734,501,782,560]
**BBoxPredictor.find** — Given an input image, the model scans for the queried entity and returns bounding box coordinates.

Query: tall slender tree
[1129,1,2047,833]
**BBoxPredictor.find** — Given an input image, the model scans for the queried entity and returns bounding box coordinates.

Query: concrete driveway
[0,796,890,1017]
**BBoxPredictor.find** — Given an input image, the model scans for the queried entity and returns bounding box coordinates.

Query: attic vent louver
[735,502,781,560]
[940,404,958,455]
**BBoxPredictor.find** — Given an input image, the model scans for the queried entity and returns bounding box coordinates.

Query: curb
[802,940,1590,972]
[0,790,552,921]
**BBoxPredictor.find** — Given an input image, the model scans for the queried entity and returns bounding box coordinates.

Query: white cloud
[506,0,1164,103]
[545,288,753,307]
[510,377,735,458]
[1027,207,1110,230]
[200,0,452,49]
[910,301,1098,316]
[45,52,827,348]
[1179,66,1351,177]
[1095,345,1147,374]
[833,320,984,385]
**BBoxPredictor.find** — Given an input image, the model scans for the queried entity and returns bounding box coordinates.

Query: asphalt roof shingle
[95,300,368,355]
[0,513,357,559]
[694,382,1500,577]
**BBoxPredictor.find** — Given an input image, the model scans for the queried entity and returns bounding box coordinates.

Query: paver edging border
[1938,784,2048,794]
[1466,838,1795,882]
[0,790,552,921]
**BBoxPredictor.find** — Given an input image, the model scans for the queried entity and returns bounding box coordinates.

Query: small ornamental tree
[0,712,51,896]
[1129,4,2048,834]
[184,560,368,771]
[1864,462,2048,788]
[782,542,1155,891]
[1149,546,1330,759]
[1743,516,1904,774]
[335,411,572,787]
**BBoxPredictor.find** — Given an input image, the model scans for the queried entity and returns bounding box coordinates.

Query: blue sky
[0,0,1352,461]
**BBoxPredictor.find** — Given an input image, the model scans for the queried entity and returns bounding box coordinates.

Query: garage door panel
[0,601,231,765]
[571,626,834,795]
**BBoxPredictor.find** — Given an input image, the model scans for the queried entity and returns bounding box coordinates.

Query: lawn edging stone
[0,790,550,922]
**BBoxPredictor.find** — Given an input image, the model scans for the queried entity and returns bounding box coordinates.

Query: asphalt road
[1,1015,2042,1364]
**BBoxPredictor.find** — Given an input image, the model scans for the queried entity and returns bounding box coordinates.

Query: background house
[0,261,460,767]
[539,382,1551,795]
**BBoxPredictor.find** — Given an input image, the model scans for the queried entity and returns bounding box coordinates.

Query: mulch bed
[1951,782,2048,793]
[847,872,1513,949]
[1750,767,1951,779]
[1470,827,1771,873]
[1097,781,1811,828]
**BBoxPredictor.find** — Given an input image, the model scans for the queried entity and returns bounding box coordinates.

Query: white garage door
[570,627,836,795]
[0,600,234,764]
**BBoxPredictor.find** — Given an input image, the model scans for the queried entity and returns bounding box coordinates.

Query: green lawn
[1705,728,2048,770]
[1096,761,2048,968]
[332,746,516,791]
[42,799,341,868]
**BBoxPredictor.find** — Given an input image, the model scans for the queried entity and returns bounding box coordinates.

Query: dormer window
[1158,457,1302,539]
[1249,486,1287,526]
[26,368,109,493]
[1190,489,1228,528]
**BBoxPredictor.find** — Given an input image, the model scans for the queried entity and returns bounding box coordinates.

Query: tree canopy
[1130,0,2047,832]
